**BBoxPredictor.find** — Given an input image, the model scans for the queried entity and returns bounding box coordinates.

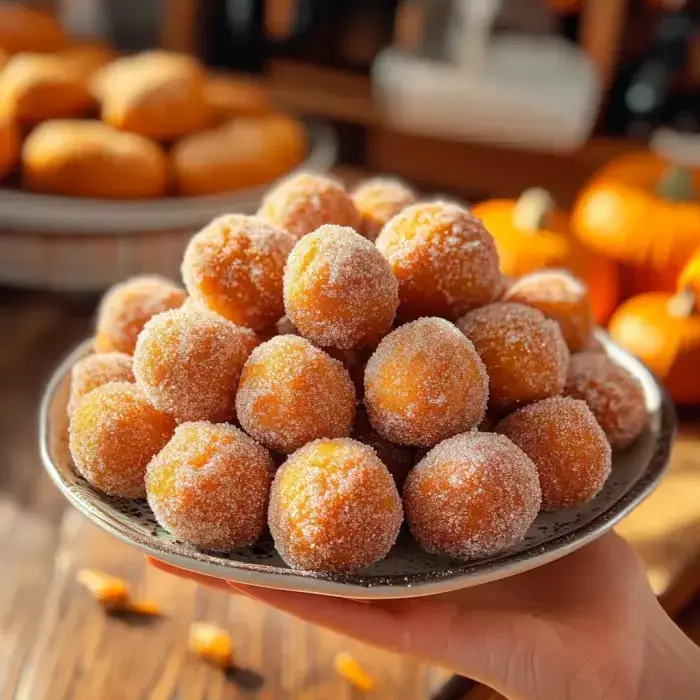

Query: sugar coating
[404,431,541,560]
[364,317,489,446]
[268,438,403,572]
[146,421,273,551]
[68,352,133,416]
[133,307,252,422]
[457,302,569,412]
[235,335,356,453]
[351,177,416,241]
[274,313,366,393]
[283,225,399,349]
[375,201,500,320]
[503,269,594,352]
[565,352,649,449]
[497,396,612,510]
[94,275,186,355]
[69,382,175,498]
[257,172,360,241]
[182,214,295,331]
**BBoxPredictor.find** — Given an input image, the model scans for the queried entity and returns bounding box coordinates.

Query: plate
[0,120,337,234]
[39,335,675,599]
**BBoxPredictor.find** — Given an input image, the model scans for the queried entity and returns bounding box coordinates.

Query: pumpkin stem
[513,188,555,231]
[667,287,696,317]
[655,166,695,202]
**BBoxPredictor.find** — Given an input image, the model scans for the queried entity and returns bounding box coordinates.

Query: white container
[373,17,601,152]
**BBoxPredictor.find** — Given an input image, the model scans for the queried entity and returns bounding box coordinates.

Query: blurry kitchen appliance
[373,0,602,152]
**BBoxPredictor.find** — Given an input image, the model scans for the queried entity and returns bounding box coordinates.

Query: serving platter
[40,334,675,599]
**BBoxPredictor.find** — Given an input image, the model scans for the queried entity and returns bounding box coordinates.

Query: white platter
[40,335,675,599]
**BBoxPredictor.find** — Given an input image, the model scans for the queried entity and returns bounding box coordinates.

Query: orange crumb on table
[334,652,374,692]
[189,622,234,669]
[77,569,130,607]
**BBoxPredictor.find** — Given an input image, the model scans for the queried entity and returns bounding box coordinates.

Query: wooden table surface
[2,288,700,700]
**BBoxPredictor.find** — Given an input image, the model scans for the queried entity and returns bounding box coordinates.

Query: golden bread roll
[0,53,94,124]
[0,47,8,71]
[23,119,168,199]
[204,75,271,122]
[100,51,210,140]
[0,6,68,55]
[0,110,19,179]
[59,41,116,81]
[171,113,306,196]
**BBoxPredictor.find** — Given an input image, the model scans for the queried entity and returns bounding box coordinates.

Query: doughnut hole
[182,214,295,330]
[503,269,594,352]
[235,335,356,453]
[257,172,360,240]
[94,275,186,355]
[457,302,569,413]
[497,396,612,510]
[268,438,403,572]
[364,317,488,447]
[133,307,252,422]
[351,177,416,241]
[69,382,175,498]
[375,201,500,319]
[404,432,541,560]
[146,422,273,551]
[68,352,133,416]
[565,352,649,448]
[283,225,398,349]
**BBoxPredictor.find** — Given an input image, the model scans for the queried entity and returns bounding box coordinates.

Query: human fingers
[146,557,241,593]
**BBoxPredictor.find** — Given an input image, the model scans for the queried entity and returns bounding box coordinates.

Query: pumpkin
[608,256,700,405]
[472,188,619,323]
[572,152,700,294]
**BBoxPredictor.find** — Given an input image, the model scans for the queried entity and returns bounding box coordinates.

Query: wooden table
[2,288,700,700]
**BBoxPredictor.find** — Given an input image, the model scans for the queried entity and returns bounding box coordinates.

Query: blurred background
[1,1,700,699]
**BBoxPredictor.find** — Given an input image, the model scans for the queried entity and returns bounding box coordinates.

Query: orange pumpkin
[472,188,619,323]
[608,256,700,405]
[572,152,700,295]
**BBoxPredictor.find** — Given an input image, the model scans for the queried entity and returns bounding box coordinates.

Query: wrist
[637,601,700,700]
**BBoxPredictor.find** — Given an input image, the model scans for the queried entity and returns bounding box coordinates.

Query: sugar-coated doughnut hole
[133,307,252,422]
[351,177,416,241]
[69,382,175,498]
[146,422,273,551]
[94,275,186,355]
[235,335,356,453]
[457,302,569,412]
[68,352,134,416]
[273,313,366,393]
[497,396,611,510]
[257,172,360,241]
[375,201,500,319]
[283,225,399,349]
[404,432,541,560]
[364,317,488,446]
[503,270,594,352]
[182,214,295,330]
[353,408,414,491]
[565,352,649,448]
[268,438,403,572]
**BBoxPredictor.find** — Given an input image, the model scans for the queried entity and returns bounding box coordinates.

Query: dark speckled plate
[40,335,675,599]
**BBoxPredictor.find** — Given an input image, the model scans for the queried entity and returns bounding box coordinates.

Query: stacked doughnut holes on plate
[67,173,650,574]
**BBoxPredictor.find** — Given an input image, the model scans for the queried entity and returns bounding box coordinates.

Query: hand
[150,533,700,700]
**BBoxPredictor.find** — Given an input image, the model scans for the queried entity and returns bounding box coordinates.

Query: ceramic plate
[0,120,337,234]
[39,335,675,599]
